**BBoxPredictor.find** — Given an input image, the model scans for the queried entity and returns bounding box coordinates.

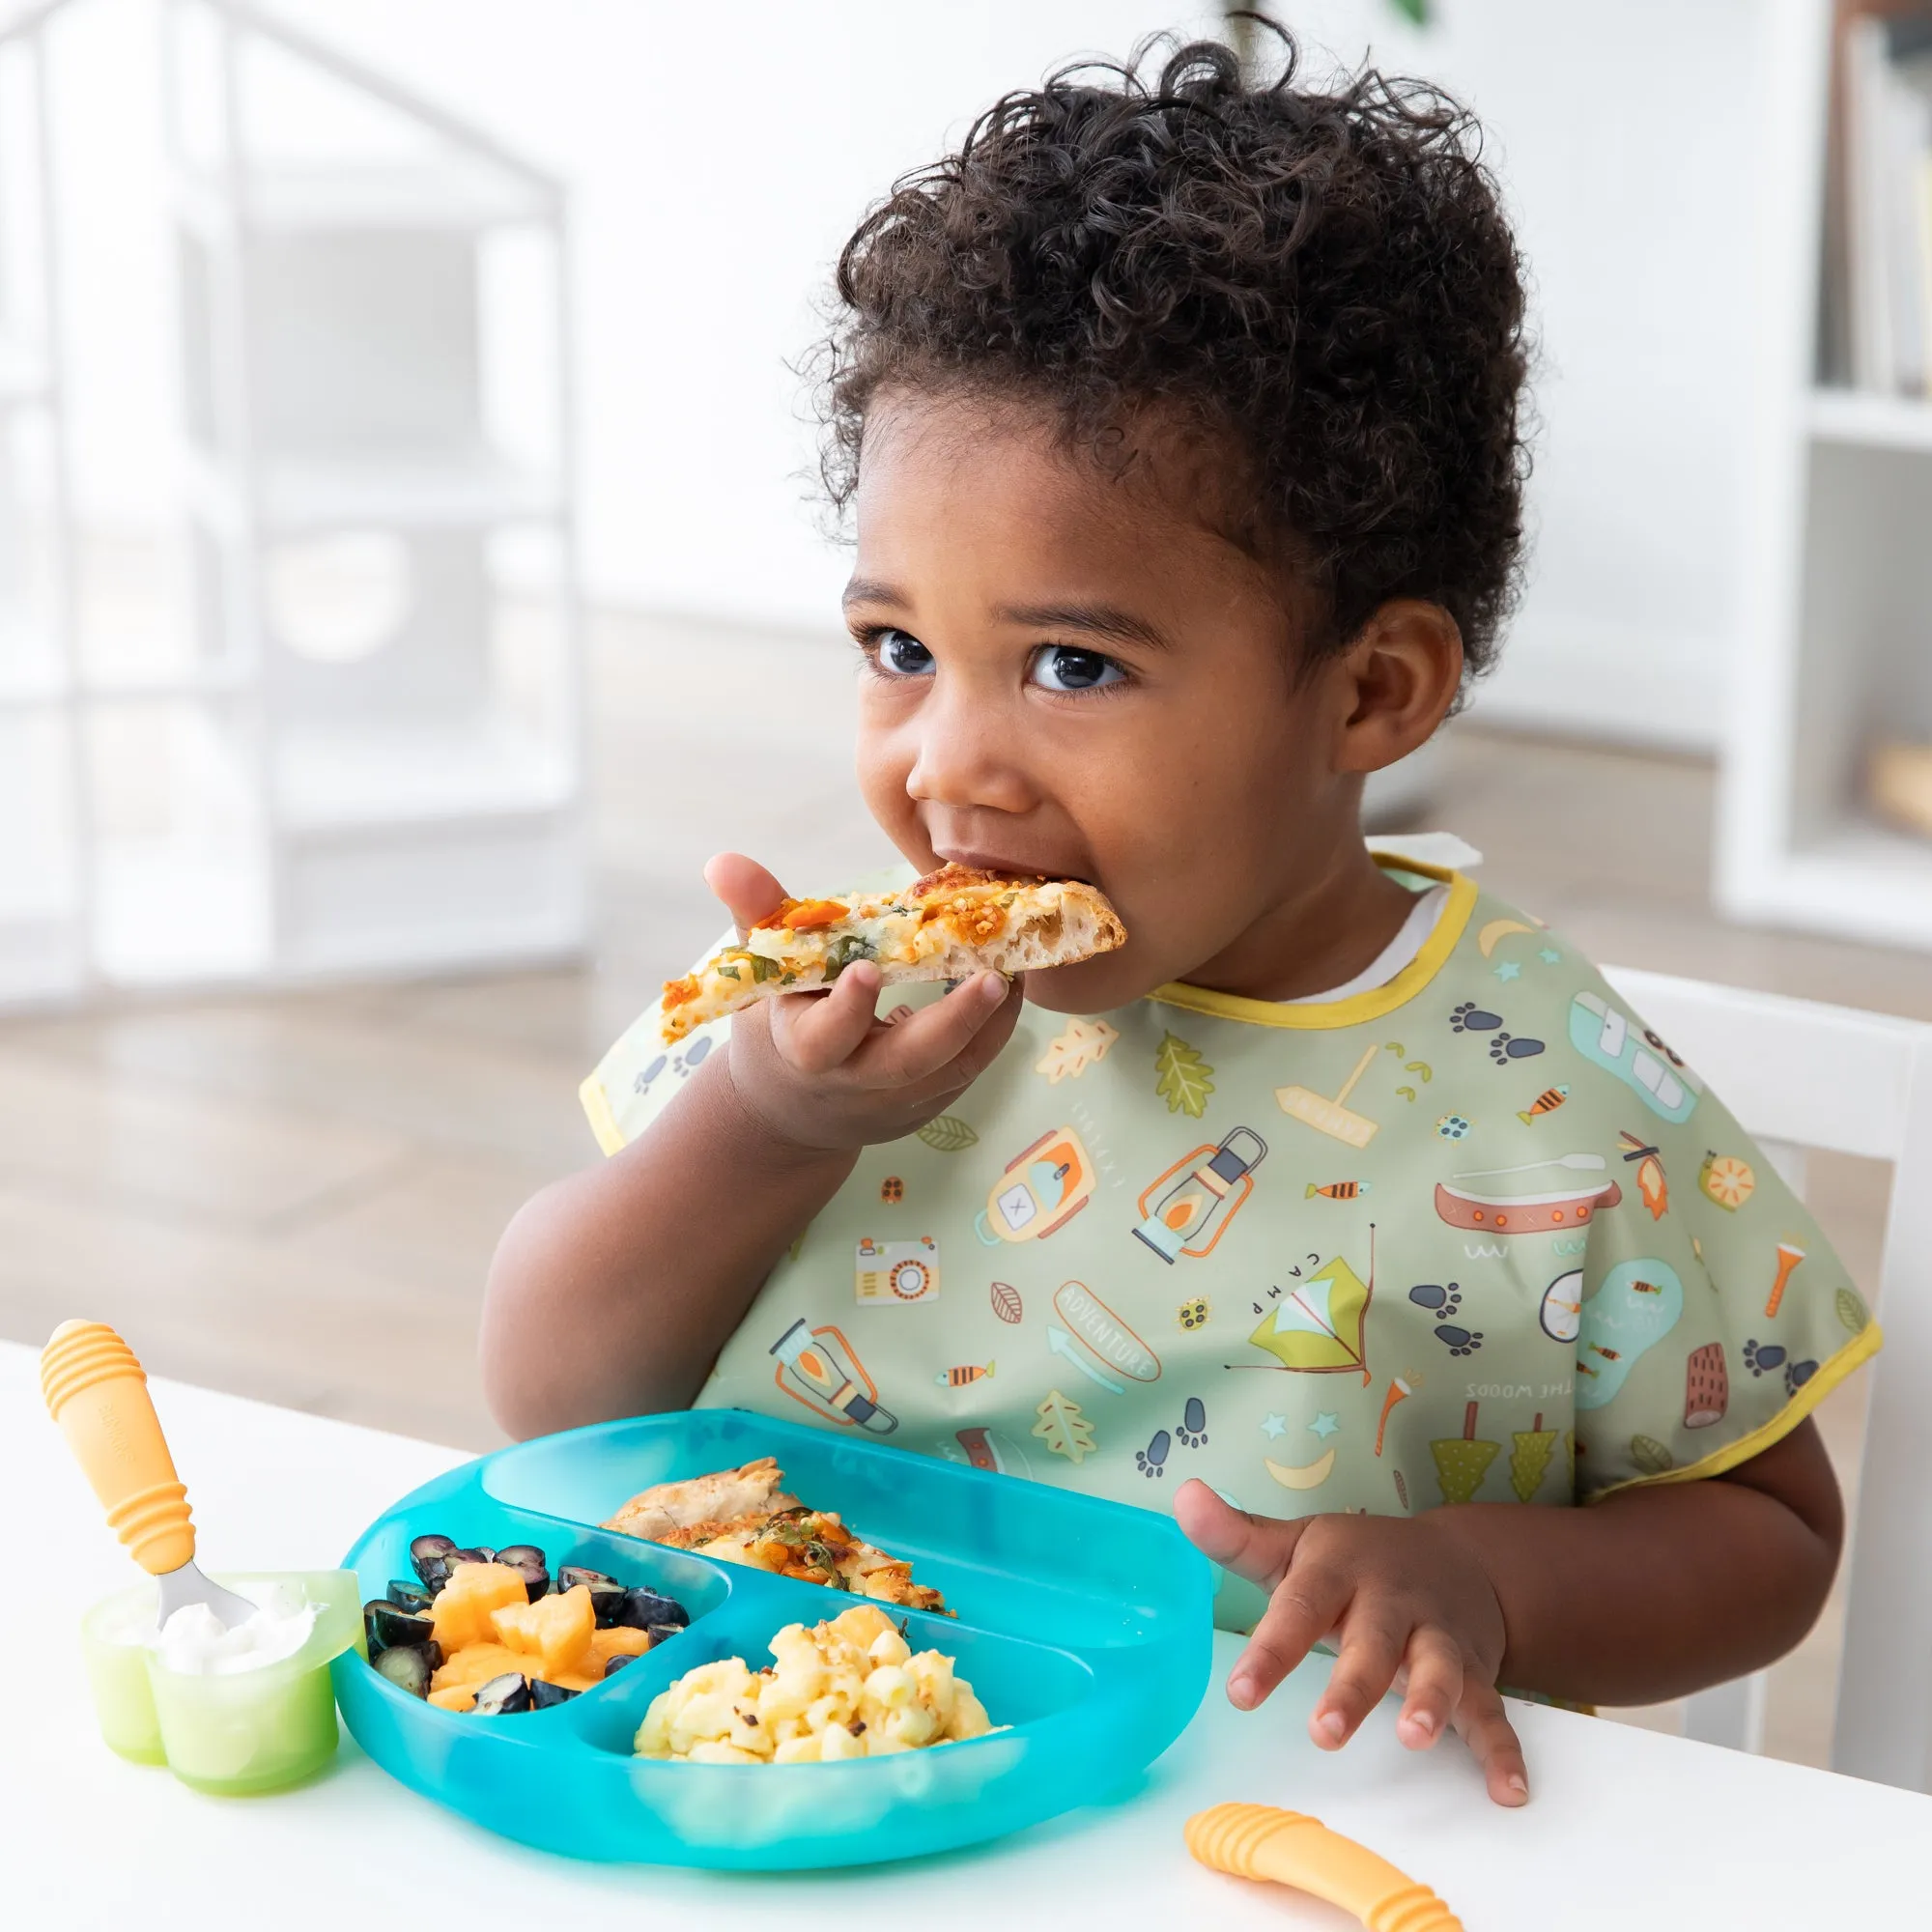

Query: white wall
[43,0,1770,748]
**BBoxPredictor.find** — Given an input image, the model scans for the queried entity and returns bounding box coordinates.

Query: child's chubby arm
[480,855,1022,1438]
[1175,1417,1843,1807]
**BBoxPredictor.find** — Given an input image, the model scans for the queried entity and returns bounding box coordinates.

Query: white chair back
[1603,966,1932,1790]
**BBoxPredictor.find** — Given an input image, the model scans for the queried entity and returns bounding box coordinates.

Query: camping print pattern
[591,873,1875,1572]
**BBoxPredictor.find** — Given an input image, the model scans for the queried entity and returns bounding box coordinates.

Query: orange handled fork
[1187,1804,1464,1931]
[41,1320,255,1631]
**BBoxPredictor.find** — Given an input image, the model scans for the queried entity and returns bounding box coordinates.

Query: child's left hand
[1173,1479,1528,1806]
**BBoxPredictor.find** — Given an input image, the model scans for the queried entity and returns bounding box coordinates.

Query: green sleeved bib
[582,858,1879,1629]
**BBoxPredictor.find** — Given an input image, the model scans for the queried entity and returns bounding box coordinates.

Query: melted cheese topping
[659,868,1052,1040]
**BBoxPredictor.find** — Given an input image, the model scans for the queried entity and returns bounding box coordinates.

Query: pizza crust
[603,1456,950,1613]
[658,865,1125,1043]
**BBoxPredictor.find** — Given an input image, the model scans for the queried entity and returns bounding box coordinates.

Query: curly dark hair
[815,22,1531,681]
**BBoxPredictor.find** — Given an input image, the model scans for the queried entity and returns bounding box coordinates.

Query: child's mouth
[935,845,1094,889]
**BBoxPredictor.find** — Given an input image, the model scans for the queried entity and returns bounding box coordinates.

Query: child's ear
[1329,599,1464,775]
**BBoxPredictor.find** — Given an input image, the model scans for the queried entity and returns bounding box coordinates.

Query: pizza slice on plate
[603,1456,950,1613]
[658,864,1124,1043]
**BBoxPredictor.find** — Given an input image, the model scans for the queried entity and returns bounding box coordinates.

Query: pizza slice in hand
[658,864,1125,1044]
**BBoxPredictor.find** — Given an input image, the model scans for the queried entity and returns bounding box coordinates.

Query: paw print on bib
[1136,1430,1171,1478]
[1410,1283,1481,1355]
[1489,1033,1546,1063]
[1177,1397,1208,1448]
[1747,1340,1820,1400]
[1450,1003,1503,1035]
[632,1033,714,1095]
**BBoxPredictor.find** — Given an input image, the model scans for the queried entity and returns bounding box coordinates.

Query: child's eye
[1029,644,1126,693]
[872,629,935,677]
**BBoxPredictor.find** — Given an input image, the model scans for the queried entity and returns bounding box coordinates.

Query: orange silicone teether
[40,1320,196,1577]
[1185,1803,1463,1932]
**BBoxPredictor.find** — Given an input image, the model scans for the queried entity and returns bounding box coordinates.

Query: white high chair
[1602,966,1932,1791]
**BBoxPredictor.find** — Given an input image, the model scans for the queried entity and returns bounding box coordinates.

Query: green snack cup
[146,1571,364,1795]
[81,1571,364,1794]
[80,1583,166,1765]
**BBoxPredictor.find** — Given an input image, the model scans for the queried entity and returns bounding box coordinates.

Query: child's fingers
[858,974,1018,1088]
[1394,1628,1464,1751]
[1309,1605,1409,1748]
[777,964,883,1073]
[704,851,789,938]
[1225,1558,1349,1713]
[1173,1478,1307,1589]
[1452,1680,1530,1806]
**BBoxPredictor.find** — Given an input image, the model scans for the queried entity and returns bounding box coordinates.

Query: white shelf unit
[0,0,82,1005]
[1719,0,1932,952]
[88,0,591,989]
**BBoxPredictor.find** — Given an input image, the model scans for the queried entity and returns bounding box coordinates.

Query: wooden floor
[4,608,1918,1770]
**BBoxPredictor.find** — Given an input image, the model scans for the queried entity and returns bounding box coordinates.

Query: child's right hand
[704,852,1025,1155]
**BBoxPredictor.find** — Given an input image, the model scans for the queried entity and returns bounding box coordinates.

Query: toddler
[484,31,1876,1805]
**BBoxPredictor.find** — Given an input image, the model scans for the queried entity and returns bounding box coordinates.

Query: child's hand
[704,853,1024,1154]
[1173,1478,1528,1806]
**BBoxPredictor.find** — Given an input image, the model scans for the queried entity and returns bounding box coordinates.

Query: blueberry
[409,1534,458,1591]
[527,1679,579,1710]
[557,1566,627,1626]
[495,1545,551,1601]
[364,1600,435,1653]
[646,1624,685,1648]
[373,1642,440,1698]
[473,1672,533,1717]
[446,1547,495,1572]
[612,1586,690,1633]
[384,1579,434,1615]
[604,1654,637,1678]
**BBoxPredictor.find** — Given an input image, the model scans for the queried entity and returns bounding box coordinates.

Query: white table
[9,1341,1925,1928]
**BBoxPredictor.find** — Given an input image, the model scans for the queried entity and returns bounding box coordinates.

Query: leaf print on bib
[1154,1031,1215,1117]
[917,1114,980,1152]
[1032,1388,1096,1464]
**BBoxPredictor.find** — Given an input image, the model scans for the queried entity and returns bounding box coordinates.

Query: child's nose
[903,696,1036,815]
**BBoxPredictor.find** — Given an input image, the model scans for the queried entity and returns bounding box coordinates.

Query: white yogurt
[111,1577,319,1675]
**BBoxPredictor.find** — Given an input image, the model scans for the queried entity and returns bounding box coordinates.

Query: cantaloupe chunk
[430,1641,531,1693]
[428,1685,477,1713]
[430,1563,528,1654]
[588,1625,652,1669]
[491,1583,595,1679]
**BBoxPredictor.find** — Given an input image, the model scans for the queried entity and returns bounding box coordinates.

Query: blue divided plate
[334,1408,1213,1868]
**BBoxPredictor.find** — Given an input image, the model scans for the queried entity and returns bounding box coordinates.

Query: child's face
[846,394,1409,1009]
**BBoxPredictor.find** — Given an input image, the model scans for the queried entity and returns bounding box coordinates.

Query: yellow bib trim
[1585,1318,1883,1502]
[581,1072,626,1158]
[1147,863,1479,1031]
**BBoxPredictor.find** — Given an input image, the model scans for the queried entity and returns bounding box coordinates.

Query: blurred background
[2,0,1929,1764]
